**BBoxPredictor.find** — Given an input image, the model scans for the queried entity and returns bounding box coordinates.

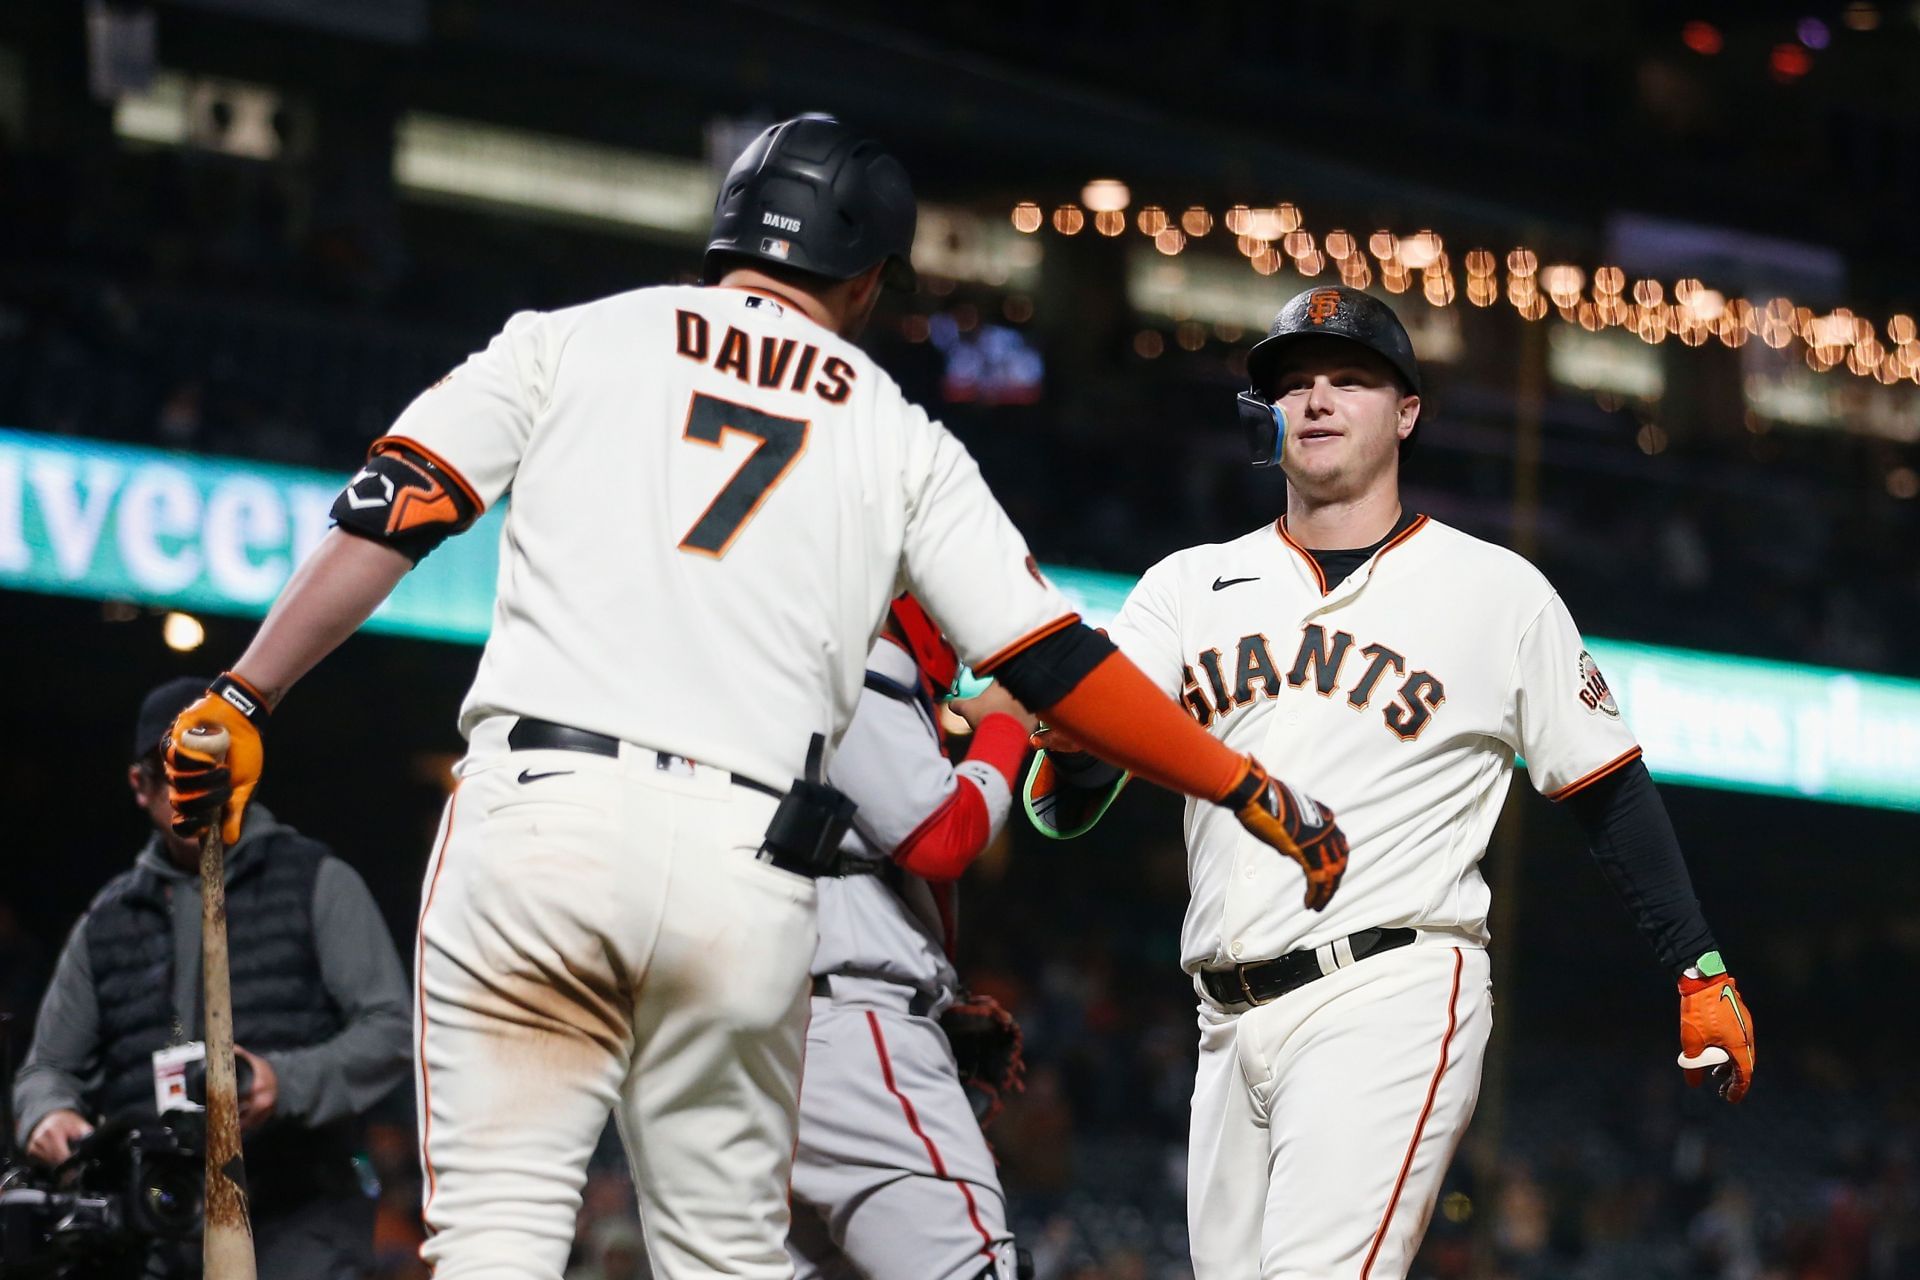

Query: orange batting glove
[165,672,270,846]
[1222,757,1349,912]
[1676,960,1754,1103]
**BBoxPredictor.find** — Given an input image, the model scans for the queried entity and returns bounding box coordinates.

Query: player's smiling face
[1266,338,1419,497]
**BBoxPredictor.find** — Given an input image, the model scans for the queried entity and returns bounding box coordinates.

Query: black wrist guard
[210,672,270,727]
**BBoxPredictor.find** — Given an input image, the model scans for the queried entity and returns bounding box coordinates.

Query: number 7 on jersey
[677,393,810,557]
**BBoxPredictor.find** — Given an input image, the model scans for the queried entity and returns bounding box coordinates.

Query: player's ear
[851,263,884,309]
[836,264,887,339]
[1397,394,1421,441]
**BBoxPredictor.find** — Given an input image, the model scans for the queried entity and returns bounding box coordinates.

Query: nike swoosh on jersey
[516,768,574,784]
[1212,575,1261,591]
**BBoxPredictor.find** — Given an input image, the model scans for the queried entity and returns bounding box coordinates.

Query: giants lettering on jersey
[1179,624,1446,741]
[675,309,857,404]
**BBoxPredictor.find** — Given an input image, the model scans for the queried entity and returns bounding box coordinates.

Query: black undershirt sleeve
[992,623,1129,791]
[986,621,1115,712]
[1562,758,1717,973]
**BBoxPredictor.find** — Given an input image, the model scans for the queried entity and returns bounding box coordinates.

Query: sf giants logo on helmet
[1305,289,1343,325]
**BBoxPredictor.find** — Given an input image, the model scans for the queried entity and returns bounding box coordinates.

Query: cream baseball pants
[1188,940,1492,1280]
[414,725,818,1278]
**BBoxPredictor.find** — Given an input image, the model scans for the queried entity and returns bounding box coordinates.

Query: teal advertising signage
[0,428,501,642]
[4,427,1917,811]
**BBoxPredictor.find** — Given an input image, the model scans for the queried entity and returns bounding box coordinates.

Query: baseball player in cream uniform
[162,119,1350,1280]
[787,599,1033,1280]
[1027,286,1757,1279]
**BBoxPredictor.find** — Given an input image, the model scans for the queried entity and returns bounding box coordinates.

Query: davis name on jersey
[673,306,859,404]
[377,283,1071,790]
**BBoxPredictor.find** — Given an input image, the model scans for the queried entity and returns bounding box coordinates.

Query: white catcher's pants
[1188,940,1491,1280]
[413,730,818,1279]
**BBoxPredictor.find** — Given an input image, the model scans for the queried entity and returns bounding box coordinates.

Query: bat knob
[183,724,232,761]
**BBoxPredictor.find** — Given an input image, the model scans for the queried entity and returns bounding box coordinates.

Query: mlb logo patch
[760,237,792,260]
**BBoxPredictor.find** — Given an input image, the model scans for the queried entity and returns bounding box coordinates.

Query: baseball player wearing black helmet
[1237,285,1422,467]
[162,112,1362,1279]
[705,114,918,293]
[1029,284,1753,1277]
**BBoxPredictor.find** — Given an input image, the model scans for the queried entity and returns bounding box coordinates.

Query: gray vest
[84,833,357,1215]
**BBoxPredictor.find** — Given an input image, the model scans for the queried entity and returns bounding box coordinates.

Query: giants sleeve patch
[1578,650,1619,717]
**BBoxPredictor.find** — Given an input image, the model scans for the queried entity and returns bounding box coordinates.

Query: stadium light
[1080,180,1130,212]
[163,611,205,652]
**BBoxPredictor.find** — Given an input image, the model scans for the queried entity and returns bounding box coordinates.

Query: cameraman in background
[12,677,412,1277]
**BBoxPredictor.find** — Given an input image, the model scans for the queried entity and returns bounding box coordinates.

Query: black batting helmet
[1238,286,1423,467]
[703,115,918,291]
[1247,286,1421,394]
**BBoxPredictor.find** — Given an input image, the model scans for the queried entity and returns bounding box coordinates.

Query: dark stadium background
[3,3,1917,1277]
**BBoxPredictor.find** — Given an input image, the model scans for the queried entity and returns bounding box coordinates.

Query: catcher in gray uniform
[788,596,1036,1280]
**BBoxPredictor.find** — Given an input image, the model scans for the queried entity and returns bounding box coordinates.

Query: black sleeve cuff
[990,622,1115,711]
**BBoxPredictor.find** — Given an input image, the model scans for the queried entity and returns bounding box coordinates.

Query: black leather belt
[1199,927,1418,1008]
[507,717,783,799]
[505,716,876,879]
[812,973,936,1017]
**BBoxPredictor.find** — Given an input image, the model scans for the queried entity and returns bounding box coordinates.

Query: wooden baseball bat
[186,724,258,1280]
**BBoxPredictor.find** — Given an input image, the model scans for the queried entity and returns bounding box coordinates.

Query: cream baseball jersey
[1106,514,1640,972]
[374,283,1072,787]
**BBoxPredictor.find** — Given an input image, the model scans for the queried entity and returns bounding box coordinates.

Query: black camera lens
[143,1170,199,1234]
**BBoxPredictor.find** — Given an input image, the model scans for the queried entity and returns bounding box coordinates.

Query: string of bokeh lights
[1008,182,1920,386]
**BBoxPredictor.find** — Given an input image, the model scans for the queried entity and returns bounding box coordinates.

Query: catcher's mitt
[941,991,1026,1128]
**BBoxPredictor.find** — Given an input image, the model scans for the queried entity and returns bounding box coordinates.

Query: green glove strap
[1022,751,1130,840]
[1695,950,1727,977]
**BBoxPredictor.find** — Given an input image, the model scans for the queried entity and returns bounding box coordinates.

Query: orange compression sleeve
[1038,652,1246,804]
